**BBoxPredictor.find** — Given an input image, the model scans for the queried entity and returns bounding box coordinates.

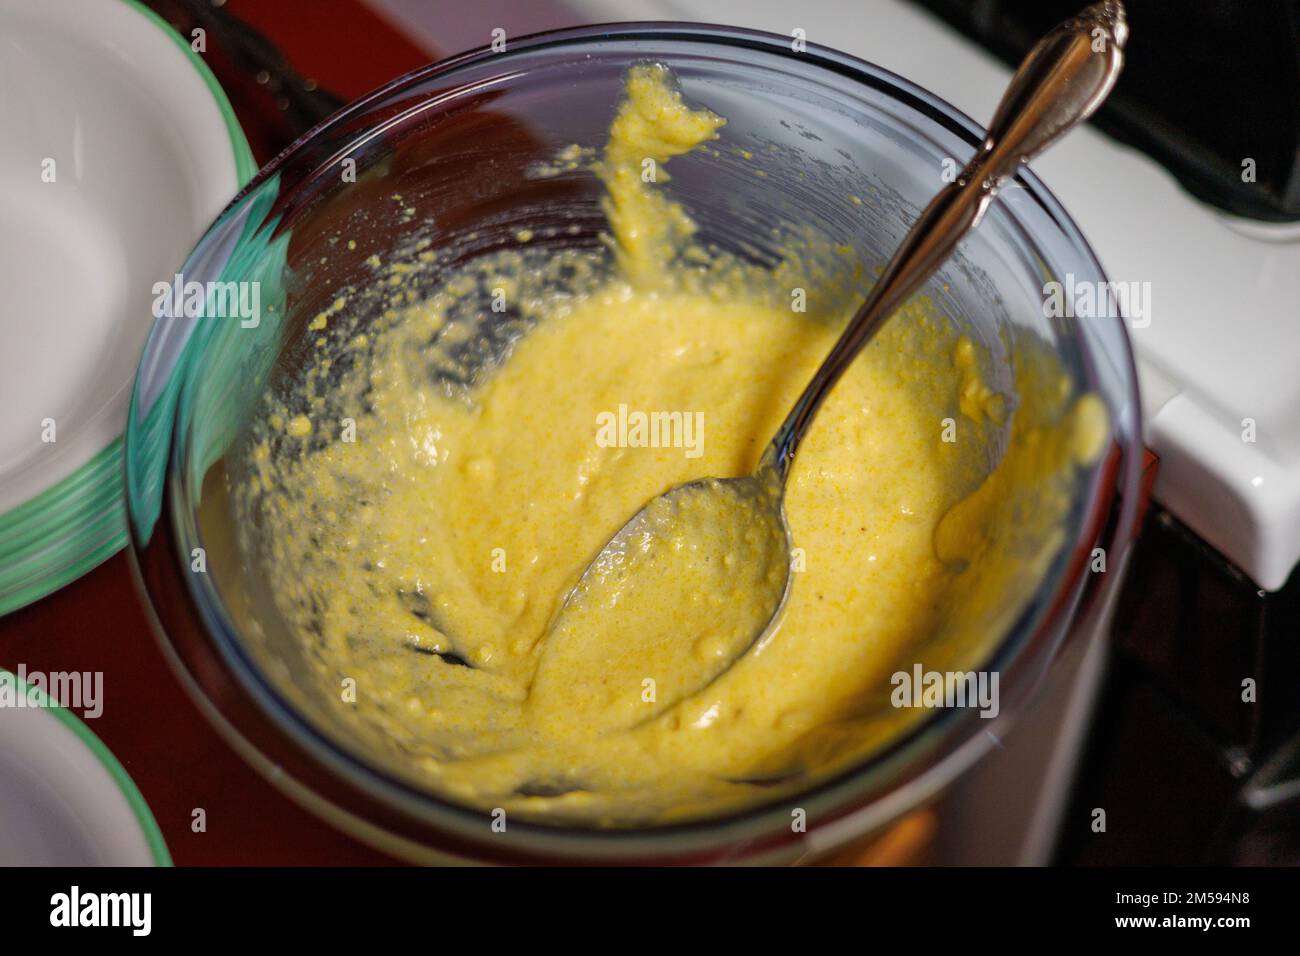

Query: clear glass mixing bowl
[126,23,1144,864]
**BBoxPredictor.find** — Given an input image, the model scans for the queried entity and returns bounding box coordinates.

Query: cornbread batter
[236,64,1107,824]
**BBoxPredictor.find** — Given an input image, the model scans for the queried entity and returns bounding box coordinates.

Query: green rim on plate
[0,0,256,616]
[5,669,172,866]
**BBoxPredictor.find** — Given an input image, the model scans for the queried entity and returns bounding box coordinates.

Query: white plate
[0,670,169,865]
[0,0,253,611]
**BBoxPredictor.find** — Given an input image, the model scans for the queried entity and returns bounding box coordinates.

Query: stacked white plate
[0,669,169,865]
[0,0,254,613]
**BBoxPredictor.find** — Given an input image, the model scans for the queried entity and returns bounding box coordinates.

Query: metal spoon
[530,2,1128,733]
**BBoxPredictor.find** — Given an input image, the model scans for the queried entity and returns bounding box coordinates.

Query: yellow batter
[237,64,1107,824]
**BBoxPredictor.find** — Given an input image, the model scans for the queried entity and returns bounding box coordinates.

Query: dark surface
[1057,507,1300,865]
[908,0,1300,222]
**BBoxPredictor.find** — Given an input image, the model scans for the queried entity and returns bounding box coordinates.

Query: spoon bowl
[528,468,791,734]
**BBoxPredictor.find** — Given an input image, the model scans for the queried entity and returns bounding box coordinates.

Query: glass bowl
[126,23,1144,864]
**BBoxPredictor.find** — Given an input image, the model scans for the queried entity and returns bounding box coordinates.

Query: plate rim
[0,0,256,615]
[2,667,172,866]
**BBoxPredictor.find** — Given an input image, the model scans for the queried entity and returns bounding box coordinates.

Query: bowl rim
[130,20,1145,864]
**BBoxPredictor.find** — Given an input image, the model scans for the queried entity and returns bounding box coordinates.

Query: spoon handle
[764,1,1128,480]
